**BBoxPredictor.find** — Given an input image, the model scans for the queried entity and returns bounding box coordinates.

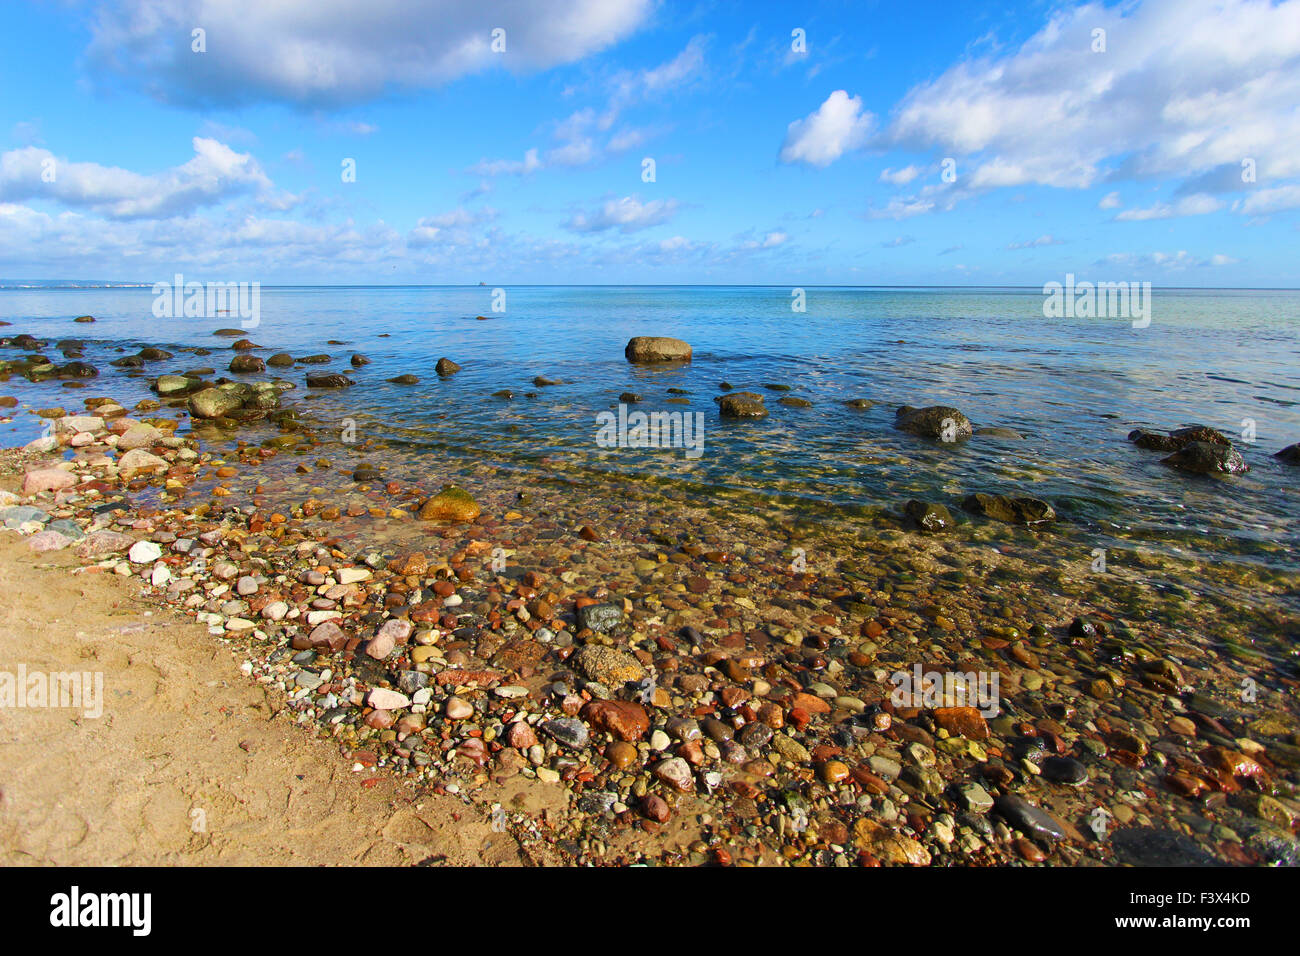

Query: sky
[1,0,1298,286]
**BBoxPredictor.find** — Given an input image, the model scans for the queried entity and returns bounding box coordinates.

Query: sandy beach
[0,502,530,867]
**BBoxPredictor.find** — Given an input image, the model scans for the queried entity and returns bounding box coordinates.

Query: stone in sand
[625,336,692,363]
[22,468,76,496]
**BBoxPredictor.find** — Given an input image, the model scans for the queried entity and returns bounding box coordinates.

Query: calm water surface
[2,285,1298,584]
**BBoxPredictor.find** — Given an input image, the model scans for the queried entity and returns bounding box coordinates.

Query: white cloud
[1098,191,1122,210]
[1099,249,1222,270]
[779,90,873,167]
[1237,183,1300,215]
[470,37,704,176]
[1114,193,1225,220]
[881,0,1300,192]
[564,195,679,233]
[87,0,654,107]
[879,165,921,186]
[0,138,272,219]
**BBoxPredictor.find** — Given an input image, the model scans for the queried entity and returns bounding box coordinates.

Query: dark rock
[388,374,419,385]
[719,392,768,419]
[305,373,354,388]
[1274,443,1300,464]
[228,354,265,373]
[1161,441,1248,475]
[350,354,370,367]
[962,492,1056,525]
[904,499,954,532]
[1041,756,1089,786]
[540,717,589,749]
[895,405,973,441]
[1111,826,1221,866]
[435,358,461,376]
[995,795,1067,841]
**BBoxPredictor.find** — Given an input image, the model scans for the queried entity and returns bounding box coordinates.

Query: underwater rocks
[1275,443,1300,465]
[894,405,973,441]
[624,336,692,363]
[1129,424,1249,474]
[962,492,1056,525]
[229,354,265,373]
[1129,424,1230,452]
[718,392,768,419]
[418,485,481,522]
[904,499,955,532]
[305,373,354,389]
[188,388,243,420]
[1162,441,1249,476]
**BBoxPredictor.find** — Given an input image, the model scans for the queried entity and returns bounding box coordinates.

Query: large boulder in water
[419,485,481,522]
[436,358,461,376]
[718,392,768,419]
[305,373,353,388]
[1162,441,1248,475]
[1129,423,1230,452]
[895,405,973,441]
[963,492,1056,525]
[188,387,242,419]
[625,336,692,364]
[154,374,199,396]
[229,354,265,373]
[1275,443,1300,465]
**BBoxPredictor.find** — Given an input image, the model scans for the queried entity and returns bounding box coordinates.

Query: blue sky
[1,0,1298,285]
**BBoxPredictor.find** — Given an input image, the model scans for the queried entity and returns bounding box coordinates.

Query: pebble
[128,541,162,563]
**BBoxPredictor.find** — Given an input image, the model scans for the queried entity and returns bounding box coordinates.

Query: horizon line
[3,281,1300,292]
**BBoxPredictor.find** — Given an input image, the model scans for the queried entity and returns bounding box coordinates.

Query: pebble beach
[3,297,1299,868]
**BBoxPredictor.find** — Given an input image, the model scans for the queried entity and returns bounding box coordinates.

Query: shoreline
[0,314,1297,867]
[0,381,1297,866]
[0,529,530,867]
